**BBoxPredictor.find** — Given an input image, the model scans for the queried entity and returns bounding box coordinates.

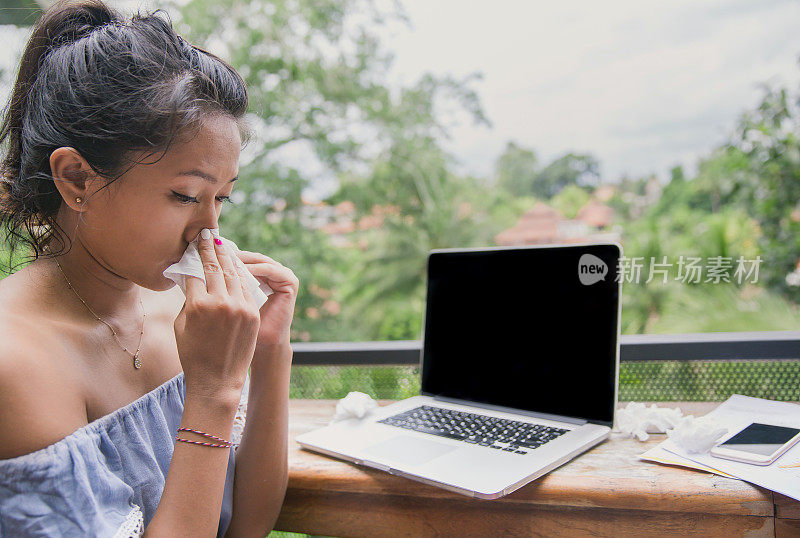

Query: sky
[2,0,799,198]
[377,0,800,184]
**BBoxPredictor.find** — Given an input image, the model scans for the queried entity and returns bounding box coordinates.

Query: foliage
[492,142,600,200]
[550,184,591,219]
[0,0,40,26]
[494,141,538,197]
[647,282,799,333]
[729,85,800,300]
[620,359,800,402]
[531,152,600,199]
[0,234,28,276]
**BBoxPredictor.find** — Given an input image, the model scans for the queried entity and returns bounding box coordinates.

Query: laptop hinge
[429,394,588,426]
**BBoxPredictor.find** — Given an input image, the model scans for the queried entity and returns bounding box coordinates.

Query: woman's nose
[189,206,221,242]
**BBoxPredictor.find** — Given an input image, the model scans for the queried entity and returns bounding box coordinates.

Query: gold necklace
[54,256,146,370]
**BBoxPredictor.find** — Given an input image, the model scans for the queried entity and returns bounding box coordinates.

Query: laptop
[296,242,622,499]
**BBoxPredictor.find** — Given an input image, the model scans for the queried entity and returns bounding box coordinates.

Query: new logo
[578,254,607,285]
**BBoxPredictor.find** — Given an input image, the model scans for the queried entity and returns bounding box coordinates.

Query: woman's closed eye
[172,191,234,205]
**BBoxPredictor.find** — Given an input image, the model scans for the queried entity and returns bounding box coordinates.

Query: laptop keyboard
[377,405,569,455]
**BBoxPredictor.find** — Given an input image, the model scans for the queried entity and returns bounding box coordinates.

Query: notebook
[296,242,622,499]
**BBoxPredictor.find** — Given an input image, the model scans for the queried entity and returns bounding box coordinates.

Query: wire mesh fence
[619,359,800,401]
[288,360,800,402]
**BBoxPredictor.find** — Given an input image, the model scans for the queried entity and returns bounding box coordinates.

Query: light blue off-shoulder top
[0,371,248,537]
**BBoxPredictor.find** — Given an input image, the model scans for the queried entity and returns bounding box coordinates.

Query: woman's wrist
[180,390,239,444]
[251,342,293,377]
[184,384,242,414]
[254,340,292,357]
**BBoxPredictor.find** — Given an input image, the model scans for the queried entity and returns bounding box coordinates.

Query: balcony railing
[289,331,800,365]
[285,331,800,402]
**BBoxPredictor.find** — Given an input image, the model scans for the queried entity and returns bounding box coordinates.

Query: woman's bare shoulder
[0,271,92,459]
[0,319,88,460]
[0,274,185,460]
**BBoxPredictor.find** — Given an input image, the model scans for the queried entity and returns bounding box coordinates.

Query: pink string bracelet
[175,436,232,448]
[177,427,230,443]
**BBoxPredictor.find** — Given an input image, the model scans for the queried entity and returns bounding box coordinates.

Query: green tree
[532,152,600,199]
[494,141,538,197]
[669,165,686,184]
[550,184,591,219]
[728,84,800,300]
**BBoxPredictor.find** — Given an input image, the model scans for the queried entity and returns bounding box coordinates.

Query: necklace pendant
[133,355,142,369]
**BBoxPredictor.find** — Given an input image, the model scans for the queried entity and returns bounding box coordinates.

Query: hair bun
[44,0,120,51]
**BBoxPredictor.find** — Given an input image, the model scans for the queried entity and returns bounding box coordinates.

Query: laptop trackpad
[362,435,458,466]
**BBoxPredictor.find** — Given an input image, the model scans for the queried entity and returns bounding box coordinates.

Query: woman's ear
[49,147,95,212]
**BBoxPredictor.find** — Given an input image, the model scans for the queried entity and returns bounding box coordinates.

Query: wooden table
[274,401,800,537]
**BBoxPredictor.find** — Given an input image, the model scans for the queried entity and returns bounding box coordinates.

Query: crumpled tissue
[617,402,684,441]
[330,392,379,424]
[617,402,729,454]
[163,228,274,309]
[666,415,728,454]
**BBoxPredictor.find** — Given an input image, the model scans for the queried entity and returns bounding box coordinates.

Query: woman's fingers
[184,273,206,298]
[197,229,225,295]
[232,256,256,306]
[233,250,298,293]
[241,261,299,294]
[235,249,282,266]
[212,234,245,299]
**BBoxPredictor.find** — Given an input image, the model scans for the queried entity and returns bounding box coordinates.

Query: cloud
[380,0,800,181]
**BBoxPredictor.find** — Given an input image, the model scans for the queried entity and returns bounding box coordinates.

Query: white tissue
[163,228,275,309]
[617,402,685,441]
[666,415,728,454]
[330,392,379,424]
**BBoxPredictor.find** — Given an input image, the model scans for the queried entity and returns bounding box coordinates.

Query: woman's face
[75,114,242,291]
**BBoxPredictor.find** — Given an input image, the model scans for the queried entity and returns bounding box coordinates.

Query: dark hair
[0,0,250,271]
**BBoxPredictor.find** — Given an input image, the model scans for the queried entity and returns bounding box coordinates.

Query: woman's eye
[172,192,197,204]
[172,192,234,205]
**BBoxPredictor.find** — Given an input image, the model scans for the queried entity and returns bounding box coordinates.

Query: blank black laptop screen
[420,244,620,426]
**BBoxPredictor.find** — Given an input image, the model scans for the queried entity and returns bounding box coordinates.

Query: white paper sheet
[639,444,737,478]
[656,395,800,501]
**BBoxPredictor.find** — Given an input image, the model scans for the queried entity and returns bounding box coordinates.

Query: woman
[0,0,298,535]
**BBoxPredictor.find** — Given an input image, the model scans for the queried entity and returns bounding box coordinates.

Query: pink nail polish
[214,238,222,245]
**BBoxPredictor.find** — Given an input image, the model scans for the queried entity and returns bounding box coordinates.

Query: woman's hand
[234,249,299,354]
[173,229,261,402]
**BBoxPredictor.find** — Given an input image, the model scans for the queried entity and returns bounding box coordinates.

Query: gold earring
[75,197,82,203]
